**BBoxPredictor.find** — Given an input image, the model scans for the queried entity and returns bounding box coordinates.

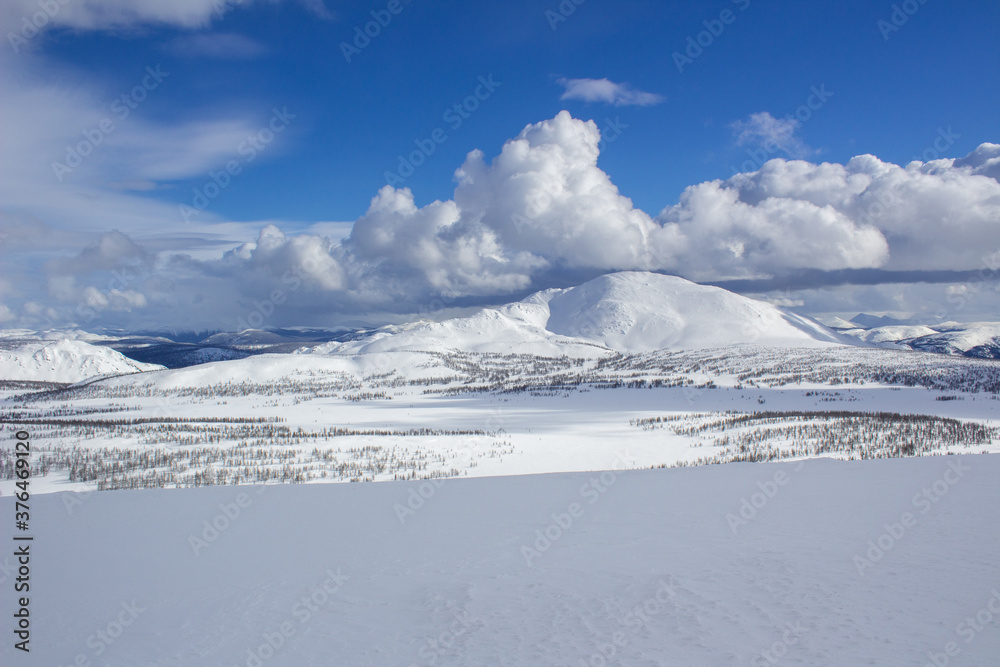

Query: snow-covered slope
[816,315,859,330]
[907,322,1000,358]
[314,271,843,356]
[846,324,939,346]
[542,271,840,351]
[841,322,1000,358]
[0,338,163,382]
[4,455,997,666]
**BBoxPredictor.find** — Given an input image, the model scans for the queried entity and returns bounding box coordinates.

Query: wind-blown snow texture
[2,456,997,666]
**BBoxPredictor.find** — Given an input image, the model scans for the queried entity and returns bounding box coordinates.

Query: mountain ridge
[311,271,845,356]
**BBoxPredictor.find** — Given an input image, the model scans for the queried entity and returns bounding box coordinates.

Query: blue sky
[36,0,1000,219]
[1,0,999,331]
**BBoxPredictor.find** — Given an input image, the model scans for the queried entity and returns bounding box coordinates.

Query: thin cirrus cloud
[731,111,814,159]
[557,77,664,107]
[165,33,269,60]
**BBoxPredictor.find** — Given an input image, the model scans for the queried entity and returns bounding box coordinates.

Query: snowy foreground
[3,455,999,666]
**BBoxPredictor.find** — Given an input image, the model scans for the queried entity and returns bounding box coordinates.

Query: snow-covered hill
[541,271,843,351]
[841,324,939,348]
[840,321,1000,358]
[0,337,163,382]
[3,455,997,666]
[907,322,1000,358]
[313,272,844,356]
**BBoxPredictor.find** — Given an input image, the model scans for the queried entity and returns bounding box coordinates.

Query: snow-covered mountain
[312,271,845,356]
[839,321,1000,358]
[840,324,939,348]
[539,271,843,351]
[906,322,1000,358]
[0,337,164,383]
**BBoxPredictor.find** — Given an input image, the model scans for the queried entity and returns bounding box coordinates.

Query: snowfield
[2,455,998,666]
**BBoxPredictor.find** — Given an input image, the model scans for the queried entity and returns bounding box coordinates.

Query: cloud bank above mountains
[4,110,1000,330]
[199,112,1000,317]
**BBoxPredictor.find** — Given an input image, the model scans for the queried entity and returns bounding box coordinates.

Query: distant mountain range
[828,320,1000,359]
[1,271,997,383]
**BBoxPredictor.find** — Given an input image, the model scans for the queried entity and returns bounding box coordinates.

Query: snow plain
[1,455,998,666]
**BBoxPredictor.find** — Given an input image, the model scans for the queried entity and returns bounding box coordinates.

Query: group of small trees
[643,410,999,466]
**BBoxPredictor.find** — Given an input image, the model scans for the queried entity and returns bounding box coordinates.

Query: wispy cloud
[731,111,812,158]
[165,33,268,60]
[0,0,331,35]
[557,77,664,107]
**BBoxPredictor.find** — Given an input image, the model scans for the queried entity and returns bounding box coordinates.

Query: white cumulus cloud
[557,78,663,107]
[145,113,1000,327]
[7,111,1000,329]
